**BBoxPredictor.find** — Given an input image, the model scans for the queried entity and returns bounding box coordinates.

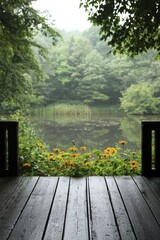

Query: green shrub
[120,82,160,114]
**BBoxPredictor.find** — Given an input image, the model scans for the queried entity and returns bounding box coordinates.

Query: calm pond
[32,104,160,151]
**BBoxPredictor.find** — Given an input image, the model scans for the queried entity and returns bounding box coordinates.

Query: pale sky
[33,0,91,31]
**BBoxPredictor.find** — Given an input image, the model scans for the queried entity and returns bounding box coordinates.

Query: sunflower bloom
[80,146,87,151]
[129,160,138,169]
[110,148,117,154]
[53,148,61,153]
[60,151,65,154]
[23,163,31,167]
[48,156,55,161]
[84,162,91,166]
[100,153,109,158]
[69,162,75,167]
[104,147,117,155]
[68,147,78,152]
[119,140,128,145]
[72,153,80,158]
[37,143,46,149]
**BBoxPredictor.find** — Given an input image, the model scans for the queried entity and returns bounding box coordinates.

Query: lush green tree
[34,35,72,104]
[77,50,109,103]
[34,28,160,108]
[120,82,160,114]
[0,0,60,110]
[66,35,93,100]
[83,27,111,55]
[80,0,160,57]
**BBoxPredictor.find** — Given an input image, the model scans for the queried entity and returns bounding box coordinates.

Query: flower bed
[21,141,141,176]
[8,111,141,176]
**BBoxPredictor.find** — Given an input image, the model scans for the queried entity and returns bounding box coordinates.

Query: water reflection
[32,105,160,151]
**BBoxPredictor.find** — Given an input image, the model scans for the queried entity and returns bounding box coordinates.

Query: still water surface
[32,105,160,151]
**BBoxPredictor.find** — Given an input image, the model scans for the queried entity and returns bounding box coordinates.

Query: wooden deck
[0,176,160,240]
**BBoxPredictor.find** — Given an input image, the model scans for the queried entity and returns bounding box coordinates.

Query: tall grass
[53,103,91,116]
[34,103,123,117]
[34,103,91,116]
[33,103,124,124]
[91,105,123,116]
[33,103,92,124]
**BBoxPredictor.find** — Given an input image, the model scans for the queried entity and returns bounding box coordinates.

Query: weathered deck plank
[144,177,160,200]
[115,176,160,240]
[44,177,70,240]
[133,176,160,225]
[89,177,120,240]
[106,177,136,240]
[0,176,160,240]
[8,177,58,240]
[63,177,89,240]
[0,177,24,211]
[0,177,38,240]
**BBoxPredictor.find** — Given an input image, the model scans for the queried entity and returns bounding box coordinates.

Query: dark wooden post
[155,129,160,173]
[142,122,152,176]
[142,121,160,177]
[0,121,18,176]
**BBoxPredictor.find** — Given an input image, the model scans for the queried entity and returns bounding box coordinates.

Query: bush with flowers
[9,111,141,176]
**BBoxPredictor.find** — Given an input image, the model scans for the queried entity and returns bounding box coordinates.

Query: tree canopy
[0,0,60,109]
[0,24,160,114]
[80,0,160,57]
[31,28,160,114]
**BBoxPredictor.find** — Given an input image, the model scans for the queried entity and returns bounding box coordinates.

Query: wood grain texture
[8,177,58,240]
[89,177,120,240]
[133,176,160,224]
[0,177,38,240]
[115,176,160,240]
[106,177,136,240]
[0,176,160,240]
[44,177,70,240]
[0,177,23,211]
[63,177,89,240]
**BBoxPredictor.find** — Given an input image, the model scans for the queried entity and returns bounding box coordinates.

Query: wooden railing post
[142,121,160,177]
[0,121,18,176]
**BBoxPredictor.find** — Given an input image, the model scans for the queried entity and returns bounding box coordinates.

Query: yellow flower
[72,153,80,158]
[48,156,55,161]
[69,162,75,167]
[23,163,31,167]
[129,160,138,169]
[104,147,117,155]
[129,160,138,166]
[49,152,55,155]
[104,147,110,153]
[80,146,87,151]
[53,148,61,153]
[60,151,65,154]
[110,148,117,153]
[119,140,128,145]
[84,162,91,166]
[100,153,109,158]
[37,143,46,149]
[68,147,78,152]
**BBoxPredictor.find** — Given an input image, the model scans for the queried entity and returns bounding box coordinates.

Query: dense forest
[0,1,160,116]
[1,26,160,114]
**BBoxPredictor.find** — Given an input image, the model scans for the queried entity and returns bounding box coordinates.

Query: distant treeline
[34,27,160,114]
[2,27,160,114]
